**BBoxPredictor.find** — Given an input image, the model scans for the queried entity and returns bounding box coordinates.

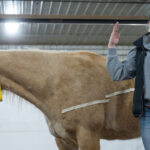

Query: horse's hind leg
[76,125,100,150]
[55,138,79,150]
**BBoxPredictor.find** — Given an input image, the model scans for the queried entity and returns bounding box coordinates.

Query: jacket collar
[133,32,150,47]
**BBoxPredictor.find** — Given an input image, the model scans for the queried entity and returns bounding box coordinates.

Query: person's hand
[108,21,120,48]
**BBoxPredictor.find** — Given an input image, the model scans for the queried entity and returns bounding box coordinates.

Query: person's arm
[106,47,136,81]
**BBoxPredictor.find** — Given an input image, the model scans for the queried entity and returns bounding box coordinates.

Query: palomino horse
[0,50,139,150]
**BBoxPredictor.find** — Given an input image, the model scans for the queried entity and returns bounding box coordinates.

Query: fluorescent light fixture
[5,22,20,35]
[4,1,19,35]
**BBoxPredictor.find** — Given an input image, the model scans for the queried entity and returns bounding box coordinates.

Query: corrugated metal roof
[0,0,149,45]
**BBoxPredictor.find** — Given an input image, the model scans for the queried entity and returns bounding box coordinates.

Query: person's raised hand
[108,21,120,48]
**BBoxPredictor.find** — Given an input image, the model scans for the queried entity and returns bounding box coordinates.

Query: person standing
[106,18,150,150]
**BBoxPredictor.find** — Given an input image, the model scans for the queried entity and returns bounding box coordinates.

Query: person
[106,18,150,150]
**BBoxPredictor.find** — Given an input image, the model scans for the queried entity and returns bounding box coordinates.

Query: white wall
[0,91,145,150]
[0,91,59,150]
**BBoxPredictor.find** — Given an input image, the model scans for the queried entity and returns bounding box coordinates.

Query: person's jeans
[139,105,150,150]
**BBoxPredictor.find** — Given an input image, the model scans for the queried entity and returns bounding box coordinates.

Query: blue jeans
[139,105,150,150]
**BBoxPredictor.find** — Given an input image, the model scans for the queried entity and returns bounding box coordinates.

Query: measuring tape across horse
[61,88,135,114]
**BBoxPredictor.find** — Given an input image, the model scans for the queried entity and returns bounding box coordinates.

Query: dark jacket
[132,32,150,117]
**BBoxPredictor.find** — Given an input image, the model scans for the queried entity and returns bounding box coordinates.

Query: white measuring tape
[105,88,135,98]
[62,99,110,114]
[61,88,135,114]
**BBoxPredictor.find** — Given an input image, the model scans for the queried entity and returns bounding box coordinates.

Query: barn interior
[0,0,148,150]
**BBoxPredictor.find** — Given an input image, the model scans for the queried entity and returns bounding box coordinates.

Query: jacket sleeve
[105,47,136,81]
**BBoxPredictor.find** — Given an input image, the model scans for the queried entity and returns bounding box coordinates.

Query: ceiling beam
[2,0,150,4]
[0,34,139,45]
[0,15,148,24]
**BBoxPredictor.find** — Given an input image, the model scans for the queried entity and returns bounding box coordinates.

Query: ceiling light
[5,22,19,35]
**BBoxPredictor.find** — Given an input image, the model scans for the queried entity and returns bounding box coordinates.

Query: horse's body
[0,50,139,150]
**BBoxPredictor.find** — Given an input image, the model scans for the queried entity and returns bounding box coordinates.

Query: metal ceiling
[0,0,149,45]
